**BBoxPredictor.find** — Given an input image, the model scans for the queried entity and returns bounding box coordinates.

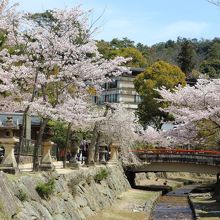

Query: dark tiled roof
[123,67,145,77]
[130,67,145,73]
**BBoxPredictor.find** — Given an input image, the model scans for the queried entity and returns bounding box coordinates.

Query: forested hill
[97,37,220,78]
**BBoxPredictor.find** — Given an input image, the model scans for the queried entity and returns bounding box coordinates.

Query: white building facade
[93,67,144,110]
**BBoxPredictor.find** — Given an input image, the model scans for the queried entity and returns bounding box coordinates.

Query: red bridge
[127,148,220,176]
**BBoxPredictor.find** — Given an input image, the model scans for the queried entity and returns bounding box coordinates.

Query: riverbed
[151,185,196,220]
[87,173,216,220]
[87,189,160,220]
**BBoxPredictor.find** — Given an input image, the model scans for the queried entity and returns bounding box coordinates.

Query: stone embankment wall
[0,164,130,220]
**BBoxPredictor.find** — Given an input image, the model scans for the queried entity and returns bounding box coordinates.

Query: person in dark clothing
[80,139,88,164]
[66,151,71,161]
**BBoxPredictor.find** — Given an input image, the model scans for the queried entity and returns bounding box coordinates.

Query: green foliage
[26,10,56,28]
[48,120,92,159]
[200,59,220,78]
[198,38,220,78]
[136,43,150,62]
[134,60,186,129]
[132,141,153,150]
[97,37,220,72]
[36,178,55,199]
[110,37,135,49]
[177,40,196,76]
[206,38,220,60]
[96,38,148,67]
[96,40,115,59]
[16,189,28,202]
[0,31,7,49]
[113,47,148,67]
[94,168,109,183]
[196,120,220,149]
[48,120,68,149]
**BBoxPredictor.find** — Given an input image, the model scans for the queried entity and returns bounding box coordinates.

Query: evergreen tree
[134,61,186,129]
[177,40,196,76]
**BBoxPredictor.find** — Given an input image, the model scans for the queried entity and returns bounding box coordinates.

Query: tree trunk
[94,105,109,163]
[63,123,71,168]
[94,132,100,162]
[19,71,39,167]
[87,123,98,165]
[32,118,48,171]
[88,104,110,165]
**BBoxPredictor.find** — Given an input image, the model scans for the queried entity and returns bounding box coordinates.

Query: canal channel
[151,185,196,220]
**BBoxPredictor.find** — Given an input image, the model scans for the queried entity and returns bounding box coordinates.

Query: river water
[151,185,196,220]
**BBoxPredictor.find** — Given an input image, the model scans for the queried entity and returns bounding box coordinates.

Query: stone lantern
[67,134,79,169]
[98,140,108,164]
[107,132,120,164]
[0,116,19,174]
[39,127,55,171]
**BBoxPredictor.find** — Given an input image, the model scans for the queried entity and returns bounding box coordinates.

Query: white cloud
[162,20,208,37]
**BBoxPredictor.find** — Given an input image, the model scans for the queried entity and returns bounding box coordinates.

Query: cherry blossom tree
[157,79,220,147]
[157,79,220,126]
[0,0,36,164]
[94,104,142,165]
[141,126,169,147]
[0,2,130,170]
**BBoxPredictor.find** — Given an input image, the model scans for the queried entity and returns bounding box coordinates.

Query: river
[151,185,196,220]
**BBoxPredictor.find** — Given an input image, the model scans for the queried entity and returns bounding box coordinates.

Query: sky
[13,0,220,46]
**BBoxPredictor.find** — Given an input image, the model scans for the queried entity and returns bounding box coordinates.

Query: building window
[134,95,141,103]
[92,96,97,104]
[108,94,118,103]
[105,95,109,102]
[108,80,118,89]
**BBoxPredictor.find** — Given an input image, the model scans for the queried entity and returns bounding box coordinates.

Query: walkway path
[19,161,67,172]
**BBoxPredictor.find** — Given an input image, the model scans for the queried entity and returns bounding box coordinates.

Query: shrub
[94,168,109,183]
[16,189,28,202]
[36,178,55,199]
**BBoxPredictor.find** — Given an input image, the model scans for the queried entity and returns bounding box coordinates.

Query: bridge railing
[130,149,220,166]
[130,148,220,155]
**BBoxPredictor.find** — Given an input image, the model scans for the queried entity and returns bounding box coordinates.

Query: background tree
[96,40,114,59]
[157,79,220,149]
[200,59,220,78]
[110,37,135,49]
[134,60,186,129]
[113,47,148,67]
[199,38,220,78]
[177,39,196,77]
[96,40,148,67]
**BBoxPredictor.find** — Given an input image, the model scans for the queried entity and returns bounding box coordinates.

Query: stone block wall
[0,164,130,219]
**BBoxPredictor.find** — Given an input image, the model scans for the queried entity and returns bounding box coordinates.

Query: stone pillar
[0,137,19,174]
[99,145,107,164]
[39,141,55,171]
[25,113,31,140]
[107,142,119,164]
